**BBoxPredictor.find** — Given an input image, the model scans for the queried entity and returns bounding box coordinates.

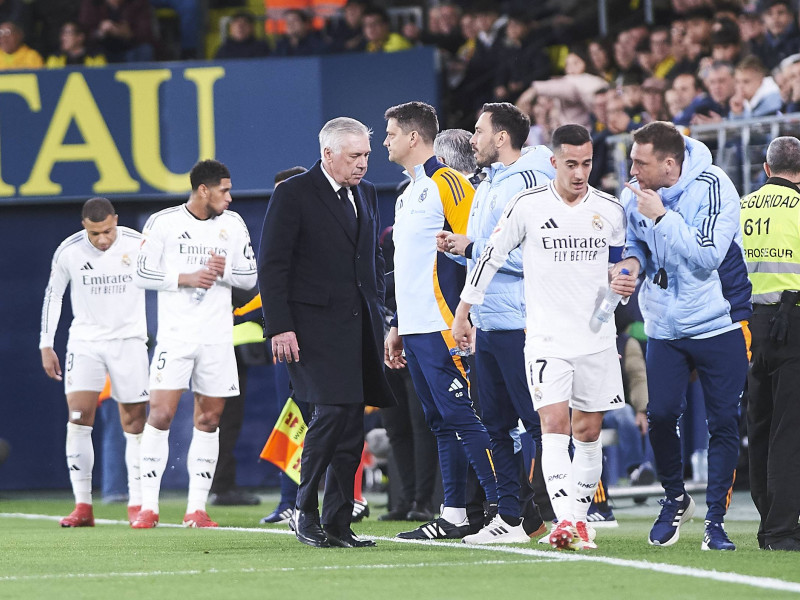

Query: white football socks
[186,427,219,514]
[541,433,572,523]
[571,438,603,523]
[139,423,169,514]
[123,431,143,507]
[66,422,93,505]
[441,506,468,525]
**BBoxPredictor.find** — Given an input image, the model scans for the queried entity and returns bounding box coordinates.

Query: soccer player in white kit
[132,160,257,528]
[40,197,149,528]
[452,125,637,550]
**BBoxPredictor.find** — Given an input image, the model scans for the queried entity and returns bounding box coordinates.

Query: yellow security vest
[740,177,800,304]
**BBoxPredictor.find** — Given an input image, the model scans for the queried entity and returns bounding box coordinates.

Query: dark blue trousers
[403,332,497,508]
[475,328,541,518]
[646,327,747,522]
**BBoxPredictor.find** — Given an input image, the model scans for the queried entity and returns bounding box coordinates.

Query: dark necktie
[337,186,357,236]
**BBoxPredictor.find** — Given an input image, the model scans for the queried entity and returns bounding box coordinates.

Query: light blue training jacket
[622,136,752,340]
[453,145,555,331]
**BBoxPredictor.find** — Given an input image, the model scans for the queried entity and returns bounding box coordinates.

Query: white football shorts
[64,338,150,403]
[149,340,239,397]
[524,345,625,413]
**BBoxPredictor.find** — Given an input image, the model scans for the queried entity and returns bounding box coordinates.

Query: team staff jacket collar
[404,156,446,181]
[311,160,364,246]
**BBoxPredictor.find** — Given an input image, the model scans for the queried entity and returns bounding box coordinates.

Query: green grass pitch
[1,492,799,599]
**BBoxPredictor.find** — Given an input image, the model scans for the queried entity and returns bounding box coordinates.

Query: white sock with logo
[123,431,143,507]
[441,506,467,525]
[139,424,170,514]
[571,438,603,523]
[186,427,219,514]
[66,422,93,505]
[541,433,573,523]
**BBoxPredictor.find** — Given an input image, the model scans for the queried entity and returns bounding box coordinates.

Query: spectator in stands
[650,26,676,79]
[669,14,705,77]
[361,7,411,54]
[274,9,328,56]
[670,72,723,127]
[734,55,783,117]
[215,10,270,59]
[635,36,656,77]
[621,72,646,119]
[516,46,608,130]
[693,60,736,124]
[28,0,80,59]
[46,21,105,67]
[641,76,670,122]
[149,0,200,59]
[778,53,800,112]
[0,20,43,69]
[751,0,800,71]
[79,0,154,63]
[708,17,743,65]
[739,8,765,46]
[524,95,561,147]
[324,0,366,53]
[588,38,617,83]
[493,10,550,104]
[685,6,714,52]
[590,92,641,191]
[423,2,464,56]
[614,26,645,83]
[0,0,25,26]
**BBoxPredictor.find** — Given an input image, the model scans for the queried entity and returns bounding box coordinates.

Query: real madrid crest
[533,386,543,401]
[219,229,229,241]
[592,215,603,231]
[121,254,131,266]
[418,188,428,203]
[490,194,497,211]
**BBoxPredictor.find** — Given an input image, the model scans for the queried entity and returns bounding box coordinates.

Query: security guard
[740,136,800,552]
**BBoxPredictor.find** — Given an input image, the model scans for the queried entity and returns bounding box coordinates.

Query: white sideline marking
[2,512,800,594]
[0,559,552,582]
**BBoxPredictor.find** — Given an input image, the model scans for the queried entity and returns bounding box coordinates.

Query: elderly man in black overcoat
[258,117,395,548]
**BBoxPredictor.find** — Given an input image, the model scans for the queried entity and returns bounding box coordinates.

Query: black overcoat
[258,161,395,408]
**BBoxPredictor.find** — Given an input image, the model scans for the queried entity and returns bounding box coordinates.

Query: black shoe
[293,510,330,548]
[765,537,800,551]
[379,507,412,521]
[210,489,261,506]
[406,501,434,522]
[521,501,546,537]
[396,517,470,540]
[323,526,376,547]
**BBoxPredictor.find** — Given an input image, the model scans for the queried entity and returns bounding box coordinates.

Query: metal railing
[606,113,800,198]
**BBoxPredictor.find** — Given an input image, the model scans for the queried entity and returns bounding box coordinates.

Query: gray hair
[319,117,372,157]
[434,129,476,175]
[766,136,800,175]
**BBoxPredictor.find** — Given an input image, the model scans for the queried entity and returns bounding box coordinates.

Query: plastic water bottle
[191,287,207,303]
[594,268,630,323]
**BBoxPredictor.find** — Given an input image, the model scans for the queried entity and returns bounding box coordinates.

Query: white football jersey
[40,226,147,348]
[135,204,257,345]
[462,181,625,357]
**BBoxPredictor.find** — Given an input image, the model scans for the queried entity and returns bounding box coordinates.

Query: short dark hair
[384,101,439,145]
[481,102,530,151]
[363,6,390,25]
[286,9,312,23]
[632,121,685,167]
[274,166,306,184]
[190,160,231,190]
[82,197,115,222]
[551,124,591,152]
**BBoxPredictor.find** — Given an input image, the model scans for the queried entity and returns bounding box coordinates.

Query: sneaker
[260,505,293,524]
[462,514,530,545]
[60,503,94,528]
[765,537,800,551]
[648,494,695,546]
[183,510,218,528]
[586,505,619,528]
[396,517,470,540]
[127,505,141,525]
[352,499,370,522]
[701,520,736,551]
[549,520,577,550]
[130,509,159,529]
[630,461,656,486]
[575,521,597,550]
